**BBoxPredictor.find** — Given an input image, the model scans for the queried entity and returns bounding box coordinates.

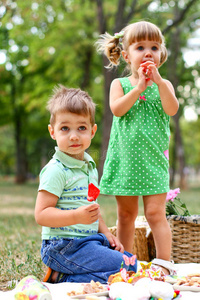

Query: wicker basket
[109,220,150,262]
[167,215,200,263]
[109,215,200,264]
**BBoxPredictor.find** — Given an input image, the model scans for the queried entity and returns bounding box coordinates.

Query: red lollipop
[87,183,100,202]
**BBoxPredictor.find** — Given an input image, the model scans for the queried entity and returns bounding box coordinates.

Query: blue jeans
[41,233,137,283]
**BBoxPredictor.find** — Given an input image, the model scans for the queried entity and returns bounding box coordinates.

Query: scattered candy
[140,262,152,271]
[174,290,180,296]
[123,254,137,266]
[108,260,181,300]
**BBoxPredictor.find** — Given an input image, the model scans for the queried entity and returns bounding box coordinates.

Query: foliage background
[0,0,200,185]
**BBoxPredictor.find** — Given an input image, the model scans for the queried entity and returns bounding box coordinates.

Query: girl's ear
[122,50,130,63]
[48,124,56,140]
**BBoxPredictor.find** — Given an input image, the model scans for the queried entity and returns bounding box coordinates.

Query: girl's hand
[140,61,179,116]
[140,61,162,85]
[75,203,100,224]
[104,231,124,253]
[137,65,151,92]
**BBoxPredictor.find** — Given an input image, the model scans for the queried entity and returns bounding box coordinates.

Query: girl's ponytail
[96,21,168,69]
[96,31,124,68]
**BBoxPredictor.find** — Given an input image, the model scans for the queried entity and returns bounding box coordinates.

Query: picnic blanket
[1,263,200,299]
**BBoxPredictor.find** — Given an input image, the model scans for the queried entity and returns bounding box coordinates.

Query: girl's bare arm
[157,79,179,116]
[109,79,142,117]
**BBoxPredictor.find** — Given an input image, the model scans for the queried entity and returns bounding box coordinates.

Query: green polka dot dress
[100,77,170,196]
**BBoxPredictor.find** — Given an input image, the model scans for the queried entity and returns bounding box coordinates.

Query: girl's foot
[151,258,177,276]
[160,266,170,275]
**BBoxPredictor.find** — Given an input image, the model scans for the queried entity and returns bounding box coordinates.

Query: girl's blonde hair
[47,85,96,126]
[96,21,167,68]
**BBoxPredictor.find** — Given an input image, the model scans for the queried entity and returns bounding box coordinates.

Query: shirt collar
[53,147,96,169]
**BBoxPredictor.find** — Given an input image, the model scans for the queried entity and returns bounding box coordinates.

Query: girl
[97,21,179,275]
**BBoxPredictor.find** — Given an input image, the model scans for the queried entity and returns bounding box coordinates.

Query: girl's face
[122,39,161,75]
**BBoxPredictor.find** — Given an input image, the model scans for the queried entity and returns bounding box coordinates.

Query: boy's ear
[122,50,130,63]
[91,124,97,139]
[48,124,56,140]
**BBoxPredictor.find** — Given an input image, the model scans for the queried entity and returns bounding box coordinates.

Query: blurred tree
[164,0,200,188]
[0,1,56,182]
[181,118,200,169]
[0,0,199,187]
[0,1,103,182]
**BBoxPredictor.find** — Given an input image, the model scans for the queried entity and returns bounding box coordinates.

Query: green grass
[0,180,43,291]
[0,178,199,291]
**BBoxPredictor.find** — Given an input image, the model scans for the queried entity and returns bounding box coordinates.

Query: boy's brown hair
[47,85,96,126]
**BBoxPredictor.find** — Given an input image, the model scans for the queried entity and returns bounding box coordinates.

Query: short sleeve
[38,160,67,198]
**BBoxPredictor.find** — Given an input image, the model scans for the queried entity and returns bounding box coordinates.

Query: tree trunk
[95,0,129,179]
[167,9,187,189]
[14,113,28,183]
[11,82,28,184]
[173,112,187,189]
[98,58,117,179]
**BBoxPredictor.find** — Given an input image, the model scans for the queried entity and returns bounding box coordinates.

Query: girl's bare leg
[143,193,172,273]
[116,195,139,253]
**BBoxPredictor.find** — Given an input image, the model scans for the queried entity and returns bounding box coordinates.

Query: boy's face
[48,111,97,160]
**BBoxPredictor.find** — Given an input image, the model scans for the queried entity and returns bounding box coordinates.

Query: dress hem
[100,189,169,197]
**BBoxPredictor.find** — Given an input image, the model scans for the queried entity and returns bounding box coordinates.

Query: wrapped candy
[14,275,52,300]
[109,278,179,300]
[149,280,174,300]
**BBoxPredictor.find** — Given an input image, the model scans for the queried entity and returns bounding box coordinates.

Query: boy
[35,85,137,283]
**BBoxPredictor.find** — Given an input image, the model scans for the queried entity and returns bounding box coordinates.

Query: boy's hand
[75,203,100,224]
[104,231,124,253]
